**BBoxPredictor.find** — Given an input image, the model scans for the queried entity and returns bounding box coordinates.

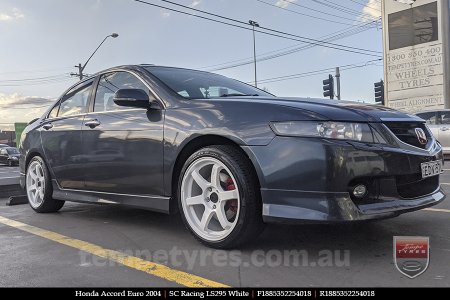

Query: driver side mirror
[113,89,150,108]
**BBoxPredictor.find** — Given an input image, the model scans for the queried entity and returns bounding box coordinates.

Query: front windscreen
[145,67,273,99]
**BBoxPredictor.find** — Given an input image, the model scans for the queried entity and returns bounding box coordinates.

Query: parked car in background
[19,65,445,248]
[0,144,10,148]
[0,147,20,166]
[416,110,450,156]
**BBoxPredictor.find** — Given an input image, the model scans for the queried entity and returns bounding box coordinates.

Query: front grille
[396,173,439,198]
[384,122,430,149]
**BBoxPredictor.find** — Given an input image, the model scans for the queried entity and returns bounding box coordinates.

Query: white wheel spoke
[185,195,204,206]
[216,205,232,230]
[33,190,39,202]
[192,170,209,190]
[200,208,214,231]
[181,157,240,242]
[219,189,238,202]
[38,187,44,199]
[28,183,37,192]
[210,164,222,189]
[29,171,37,180]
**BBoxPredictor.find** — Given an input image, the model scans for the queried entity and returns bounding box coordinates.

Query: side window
[58,81,93,117]
[48,101,60,119]
[417,112,437,125]
[94,72,152,112]
[440,111,450,125]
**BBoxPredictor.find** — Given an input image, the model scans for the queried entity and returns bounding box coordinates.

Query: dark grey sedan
[19,65,445,248]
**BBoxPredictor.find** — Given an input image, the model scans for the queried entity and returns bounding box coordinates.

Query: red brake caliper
[225,177,238,214]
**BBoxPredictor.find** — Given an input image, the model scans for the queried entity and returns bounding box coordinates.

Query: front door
[82,71,164,196]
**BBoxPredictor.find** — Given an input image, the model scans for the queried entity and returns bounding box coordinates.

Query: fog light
[353,184,367,198]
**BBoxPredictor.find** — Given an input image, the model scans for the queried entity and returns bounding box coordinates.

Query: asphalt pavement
[0,164,449,287]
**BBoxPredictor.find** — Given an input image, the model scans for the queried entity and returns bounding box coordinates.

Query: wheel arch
[25,150,45,172]
[169,135,263,213]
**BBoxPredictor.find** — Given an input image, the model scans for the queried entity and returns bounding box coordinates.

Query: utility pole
[249,20,259,88]
[335,67,341,100]
[76,63,83,81]
[71,33,119,81]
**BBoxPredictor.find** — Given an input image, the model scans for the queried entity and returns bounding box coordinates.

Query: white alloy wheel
[27,160,46,209]
[181,157,240,242]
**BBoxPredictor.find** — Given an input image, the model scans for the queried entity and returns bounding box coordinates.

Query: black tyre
[177,145,264,249]
[26,156,64,213]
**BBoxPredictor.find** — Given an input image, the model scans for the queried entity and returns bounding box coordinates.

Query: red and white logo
[394,236,429,278]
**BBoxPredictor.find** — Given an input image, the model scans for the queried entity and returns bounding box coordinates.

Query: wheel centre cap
[209,192,219,203]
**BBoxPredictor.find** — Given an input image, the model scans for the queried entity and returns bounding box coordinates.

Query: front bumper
[244,135,446,223]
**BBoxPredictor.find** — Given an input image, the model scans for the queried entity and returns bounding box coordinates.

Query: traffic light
[374,80,385,105]
[323,74,334,99]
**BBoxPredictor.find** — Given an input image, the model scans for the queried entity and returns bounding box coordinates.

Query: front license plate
[421,161,443,179]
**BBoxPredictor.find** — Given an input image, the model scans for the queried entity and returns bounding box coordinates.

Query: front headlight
[270,121,374,142]
[11,156,19,160]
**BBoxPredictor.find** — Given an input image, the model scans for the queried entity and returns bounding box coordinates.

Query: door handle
[84,119,101,128]
[440,127,449,131]
[42,123,53,130]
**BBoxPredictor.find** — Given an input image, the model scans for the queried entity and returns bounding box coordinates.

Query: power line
[205,23,379,71]
[0,77,73,87]
[255,58,382,84]
[157,0,381,54]
[255,0,361,26]
[0,66,72,75]
[0,74,70,83]
[346,0,381,12]
[307,0,375,19]
[133,0,381,57]
[199,17,379,71]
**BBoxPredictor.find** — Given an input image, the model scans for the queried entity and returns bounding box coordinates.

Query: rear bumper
[243,135,446,223]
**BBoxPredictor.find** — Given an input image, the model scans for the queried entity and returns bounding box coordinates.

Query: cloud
[0,93,54,129]
[0,8,24,22]
[161,9,171,18]
[191,0,202,7]
[275,0,297,9]
[0,93,53,106]
[359,0,382,22]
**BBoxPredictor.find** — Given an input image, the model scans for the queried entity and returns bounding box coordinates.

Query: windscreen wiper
[219,93,260,97]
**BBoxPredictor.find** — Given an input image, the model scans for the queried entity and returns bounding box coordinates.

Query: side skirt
[51,180,171,214]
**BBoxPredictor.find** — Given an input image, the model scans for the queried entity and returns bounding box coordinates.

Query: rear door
[81,71,164,196]
[40,79,94,189]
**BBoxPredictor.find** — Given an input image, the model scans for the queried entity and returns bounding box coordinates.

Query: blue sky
[0,0,383,130]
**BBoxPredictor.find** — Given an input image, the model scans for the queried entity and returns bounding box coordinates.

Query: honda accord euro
[19,65,445,248]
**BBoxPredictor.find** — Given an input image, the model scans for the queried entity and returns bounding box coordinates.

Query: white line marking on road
[424,208,450,213]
